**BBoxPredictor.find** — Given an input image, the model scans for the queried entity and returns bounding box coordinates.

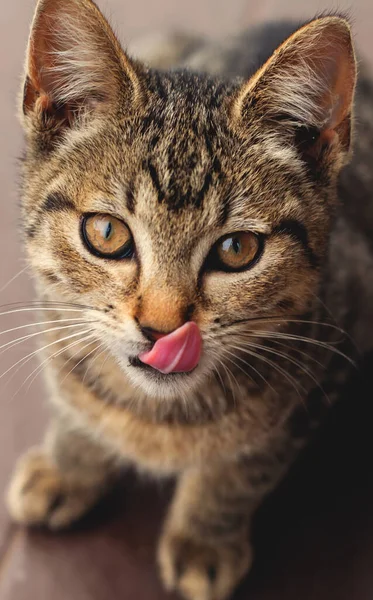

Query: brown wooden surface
[1,0,373,598]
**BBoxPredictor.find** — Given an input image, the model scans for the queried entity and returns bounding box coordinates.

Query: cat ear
[23,0,145,128]
[232,17,357,153]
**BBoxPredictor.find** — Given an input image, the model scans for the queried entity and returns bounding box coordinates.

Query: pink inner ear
[27,3,64,98]
[325,53,356,130]
[233,18,356,137]
[23,0,142,123]
[139,322,202,374]
[25,0,115,107]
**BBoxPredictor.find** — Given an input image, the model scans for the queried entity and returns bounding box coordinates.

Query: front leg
[7,414,120,530]
[158,438,294,600]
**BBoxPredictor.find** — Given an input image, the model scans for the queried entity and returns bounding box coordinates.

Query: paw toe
[6,448,96,529]
[158,532,252,600]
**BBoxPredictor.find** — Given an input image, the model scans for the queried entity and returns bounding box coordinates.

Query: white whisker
[0,317,93,338]
[60,340,103,386]
[221,347,278,397]
[0,328,94,383]
[0,300,94,310]
[224,344,305,400]
[212,363,227,397]
[11,331,96,399]
[257,337,325,369]
[55,335,98,386]
[228,329,355,365]
[0,307,87,318]
[214,356,238,406]
[92,346,111,381]
[82,344,107,385]
[228,316,348,334]
[228,341,328,403]
[0,266,29,294]
[0,322,91,357]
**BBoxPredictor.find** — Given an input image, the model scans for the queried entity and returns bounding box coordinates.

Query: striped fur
[7,3,373,600]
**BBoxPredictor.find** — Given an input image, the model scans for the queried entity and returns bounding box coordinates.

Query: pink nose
[138,322,202,374]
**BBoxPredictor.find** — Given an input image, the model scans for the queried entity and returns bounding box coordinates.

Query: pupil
[104,222,112,239]
[232,237,241,254]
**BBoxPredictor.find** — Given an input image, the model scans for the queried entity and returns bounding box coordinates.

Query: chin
[119,354,212,401]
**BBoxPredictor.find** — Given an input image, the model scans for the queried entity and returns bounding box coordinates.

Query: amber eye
[211,231,262,272]
[82,214,134,259]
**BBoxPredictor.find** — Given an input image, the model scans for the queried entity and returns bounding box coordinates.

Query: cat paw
[6,448,99,530]
[158,529,252,600]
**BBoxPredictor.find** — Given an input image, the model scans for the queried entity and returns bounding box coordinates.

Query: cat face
[21,0,356,400]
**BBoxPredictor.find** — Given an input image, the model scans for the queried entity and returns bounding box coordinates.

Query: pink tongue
[138,322,202,374]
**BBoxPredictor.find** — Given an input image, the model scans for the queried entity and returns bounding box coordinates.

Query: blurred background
[0,1,373,599]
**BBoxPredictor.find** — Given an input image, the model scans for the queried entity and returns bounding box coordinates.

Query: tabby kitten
[7,1,373,599]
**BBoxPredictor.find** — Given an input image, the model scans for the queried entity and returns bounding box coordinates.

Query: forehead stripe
[273,219,319,269]
[147,160,164,203]
[41,192,76,214]
[25,193,76,240]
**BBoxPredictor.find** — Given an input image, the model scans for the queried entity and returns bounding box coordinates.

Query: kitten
[6,1,373,599]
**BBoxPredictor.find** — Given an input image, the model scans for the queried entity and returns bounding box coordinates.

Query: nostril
[140,326,168,343]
